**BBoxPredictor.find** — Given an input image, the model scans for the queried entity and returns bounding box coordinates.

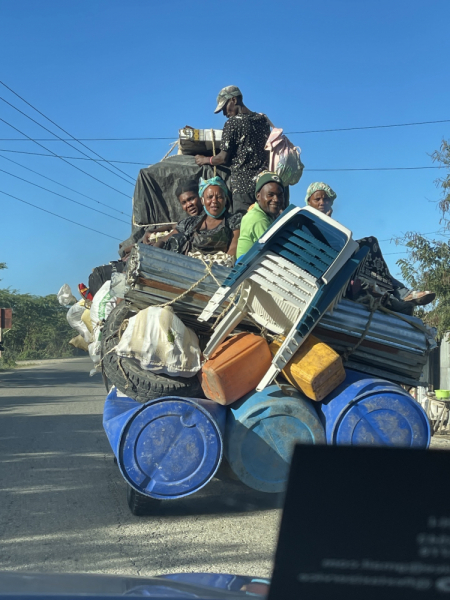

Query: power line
[307,166,444,172]
[0,137,175,141]
[0,147,444,171]
[379,230,446,242]
[0,148,149,164]
[0,189,122,241]
[0,166,129,224]
[0,117,131,198]
[0,95,135,186]
[0,118,449,140]
[285,119,450,135]
[0,153,131,217]
[0,80,136,183]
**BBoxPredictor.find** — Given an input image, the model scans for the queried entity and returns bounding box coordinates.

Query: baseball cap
[214,85,242,114]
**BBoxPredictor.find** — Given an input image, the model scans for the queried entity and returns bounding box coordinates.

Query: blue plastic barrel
[225,384,326,493]
[103,387,226,499]
[319,369,430,447]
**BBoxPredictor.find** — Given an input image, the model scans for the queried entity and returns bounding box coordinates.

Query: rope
[212,285,242,329]
[150,259,217,309]
[211,129,217,177]
[341,295,383,362]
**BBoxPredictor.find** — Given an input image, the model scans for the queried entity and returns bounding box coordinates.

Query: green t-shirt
[236,203,274,258]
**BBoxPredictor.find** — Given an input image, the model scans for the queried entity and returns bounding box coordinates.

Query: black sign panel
[269,445,450,600]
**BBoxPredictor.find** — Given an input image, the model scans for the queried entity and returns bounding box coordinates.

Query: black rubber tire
[101,302,204,403]
[126,483,161,516]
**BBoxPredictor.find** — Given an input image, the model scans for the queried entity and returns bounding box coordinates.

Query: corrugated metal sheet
[125,244,436,386]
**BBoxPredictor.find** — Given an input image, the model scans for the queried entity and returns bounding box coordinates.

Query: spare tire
[101,302,204,403]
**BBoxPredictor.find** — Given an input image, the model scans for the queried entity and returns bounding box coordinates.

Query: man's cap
[214,85,242,114]
[255,171,284,198]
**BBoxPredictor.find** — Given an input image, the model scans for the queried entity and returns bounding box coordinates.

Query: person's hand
[195,155,208,166]
[326,208,333,217]
[142,231,154,245]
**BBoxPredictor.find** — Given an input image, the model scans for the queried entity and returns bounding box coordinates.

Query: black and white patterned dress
[221,113,271,194]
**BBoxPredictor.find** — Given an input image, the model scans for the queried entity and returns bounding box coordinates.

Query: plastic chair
[198,205,368,390]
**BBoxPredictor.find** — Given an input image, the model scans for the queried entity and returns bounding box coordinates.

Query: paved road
[1,358,449,580]
[0,358,281,578]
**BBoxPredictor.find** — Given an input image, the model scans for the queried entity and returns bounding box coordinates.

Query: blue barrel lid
[226,385,326,493]
[103,389,226,499]
[320,369,430,448]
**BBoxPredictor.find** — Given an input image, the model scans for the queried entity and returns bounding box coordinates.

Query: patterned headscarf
[305,182,337,205]
[198,176,230,200]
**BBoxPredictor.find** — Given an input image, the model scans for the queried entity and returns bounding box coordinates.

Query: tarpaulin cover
[132,155,231,229]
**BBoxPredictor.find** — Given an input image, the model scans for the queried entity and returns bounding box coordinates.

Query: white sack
[88,340,101,365]
[57,283,77,307]
[110,272,128,299]
[90,280,117,337]
[67,301,93,343]
[115,306,201,378]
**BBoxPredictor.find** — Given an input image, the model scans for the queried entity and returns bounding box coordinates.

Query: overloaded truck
[61,131,436,515]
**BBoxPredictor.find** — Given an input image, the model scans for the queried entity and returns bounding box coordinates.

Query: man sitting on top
[195,85,271,214]
[236,171,285,259]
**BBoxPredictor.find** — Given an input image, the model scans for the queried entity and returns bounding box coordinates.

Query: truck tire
[101,303,204,403]
[126,484,162,516]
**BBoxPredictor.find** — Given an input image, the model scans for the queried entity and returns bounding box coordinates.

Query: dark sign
[0,308,12,329]
[269,445,450,600]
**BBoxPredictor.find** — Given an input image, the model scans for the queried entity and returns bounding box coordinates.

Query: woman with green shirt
[236,171,285,259]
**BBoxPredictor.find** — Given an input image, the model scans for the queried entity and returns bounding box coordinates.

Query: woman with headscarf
[304,182,435,312]
[161,176,242,257]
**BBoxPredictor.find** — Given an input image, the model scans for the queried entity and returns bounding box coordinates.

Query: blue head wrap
[198,176,229,219]
[198,176,229,200]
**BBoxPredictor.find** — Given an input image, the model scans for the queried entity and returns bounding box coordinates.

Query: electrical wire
[0,117,131,198]
[0,148,149,164]
[0,80,136,183]
[0,118,448,140]
[0,95,135,186]
[0,167,129,224]
[0,189,122,241]
[0,147,443,171]
[0,153,132,217]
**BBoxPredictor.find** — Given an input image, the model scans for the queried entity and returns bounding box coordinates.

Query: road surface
[1,358,448,579]
[0,358,281,578]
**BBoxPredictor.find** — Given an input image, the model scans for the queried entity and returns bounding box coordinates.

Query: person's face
[308,190,333,215]
[178,191,202,216]
[256,182,285,217]
[202,185,226,216]
[223,97,239,118]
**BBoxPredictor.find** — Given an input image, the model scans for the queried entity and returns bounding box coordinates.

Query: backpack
[264,127,304,187]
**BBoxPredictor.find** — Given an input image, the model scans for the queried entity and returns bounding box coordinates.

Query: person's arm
[195,150,229,167]
[195,119,235,167]
[226,229,240,256]
[152,229,179,248]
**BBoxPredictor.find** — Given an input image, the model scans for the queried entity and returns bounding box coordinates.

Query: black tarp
[132,155,231,230]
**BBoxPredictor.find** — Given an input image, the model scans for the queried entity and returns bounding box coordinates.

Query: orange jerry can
[270,335,346,402]
[201,333,272,405]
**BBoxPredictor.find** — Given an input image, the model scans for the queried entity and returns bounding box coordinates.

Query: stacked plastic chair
[198,205,368,391]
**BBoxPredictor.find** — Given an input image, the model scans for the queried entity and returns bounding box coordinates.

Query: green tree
[396,138,450,338]
[397,235,450,338]
[432,139,450,223]
[0,288,82,367]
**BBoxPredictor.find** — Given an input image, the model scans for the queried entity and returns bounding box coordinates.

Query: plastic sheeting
[132,155,231,230]
[115,306,201,377]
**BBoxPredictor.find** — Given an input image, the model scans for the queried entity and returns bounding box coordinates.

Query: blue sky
[1,0,449,297]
